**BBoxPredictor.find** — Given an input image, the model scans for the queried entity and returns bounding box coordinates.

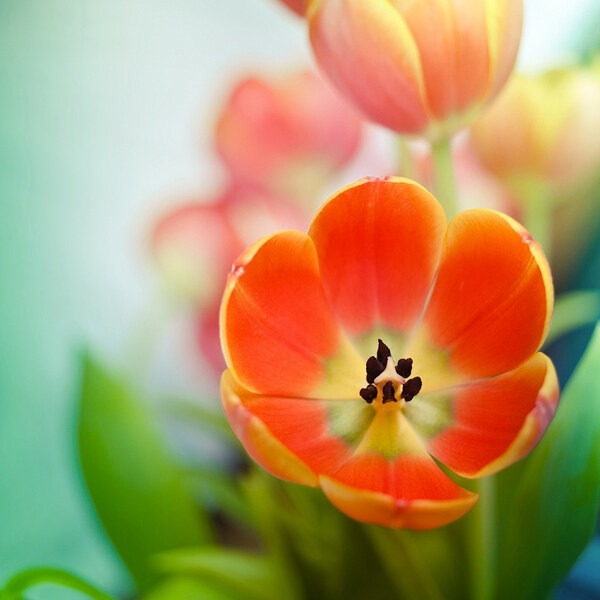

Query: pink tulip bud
[215,71,362,202]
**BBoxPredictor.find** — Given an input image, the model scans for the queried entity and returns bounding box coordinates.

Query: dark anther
[382,381,397,404]
[377,339,391,365]
[401,377,422,402]
[360,384,378,403]
[395,358,413,378]
[366,356,385,384]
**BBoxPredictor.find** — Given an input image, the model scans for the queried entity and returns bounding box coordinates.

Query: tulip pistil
[360,339,422,405]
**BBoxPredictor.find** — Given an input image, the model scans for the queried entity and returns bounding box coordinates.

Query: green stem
[398,137,417,180]
[368,527,445,600]
[431,137,459,220]
[516,178,554,263]
[1,568,117,600]
[544,290,600,346]
[470,476,496,600]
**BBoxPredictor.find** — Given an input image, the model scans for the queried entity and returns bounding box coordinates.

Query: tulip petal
[413,209,552,384]
[308,178,446,342]
[320,475,477,530]
[485,0,523,98]
[412,353,558,478]
[309,0,430,133]
[221,230,364,398]
[390,0,489,119]
[320,447,477,530]
[221,371,320,486]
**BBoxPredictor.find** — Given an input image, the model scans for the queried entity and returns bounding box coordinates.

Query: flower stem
[367,527,445,600]
[516,178,553,263]
[470,476,496,600]
[431,137,458,220]
[0,568,117,600]
[398,137,417,180]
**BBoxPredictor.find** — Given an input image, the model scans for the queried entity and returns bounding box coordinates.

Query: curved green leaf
[141,577,240,600]
[153,547,273,600]
[544,290,600,346]
[77,353,212,590]
[0,567,116,600]
[494,323,600,600]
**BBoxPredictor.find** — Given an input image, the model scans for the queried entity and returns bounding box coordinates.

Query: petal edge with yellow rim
[221,370,319,486]
[423,352,559,478]
[320,474,478,530]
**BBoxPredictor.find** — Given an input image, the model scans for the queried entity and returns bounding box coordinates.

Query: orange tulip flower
[151,184,305,373]
[215,71,362,204]
[308,0,523,140]
[220,177,558,529]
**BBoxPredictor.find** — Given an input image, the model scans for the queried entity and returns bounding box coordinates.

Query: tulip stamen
[382,381,396,404]
[360,340,422,404]
[401,377,422,402]
[359,384,377,403]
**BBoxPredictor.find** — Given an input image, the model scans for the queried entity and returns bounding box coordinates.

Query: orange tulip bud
[308,0,523,140]
[471,62,600,191]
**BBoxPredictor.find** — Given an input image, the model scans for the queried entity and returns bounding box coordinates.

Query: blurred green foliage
[495,323,600,599]
[78,355,212,590]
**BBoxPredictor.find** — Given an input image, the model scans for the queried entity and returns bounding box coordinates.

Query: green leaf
[153,547,273,600]
[544,290,600,346]
[0,567,116,600]
[494,323,600,600]
[379,525,470,600]
[77,353,212,590]
[141,577,239,600]
[189,467,253,528]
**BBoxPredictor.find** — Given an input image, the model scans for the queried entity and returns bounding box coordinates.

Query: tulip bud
[215,71,362,204]
[471,62,600,192]
[308,0,523,141]
[471,61,600,286]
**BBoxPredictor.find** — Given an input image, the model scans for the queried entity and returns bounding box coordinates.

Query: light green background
[0,0,597,594]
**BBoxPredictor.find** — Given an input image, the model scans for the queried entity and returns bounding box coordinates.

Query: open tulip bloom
[220,177,558,530]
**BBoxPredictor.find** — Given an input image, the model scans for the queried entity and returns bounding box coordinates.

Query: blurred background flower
[215,70,363,207]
